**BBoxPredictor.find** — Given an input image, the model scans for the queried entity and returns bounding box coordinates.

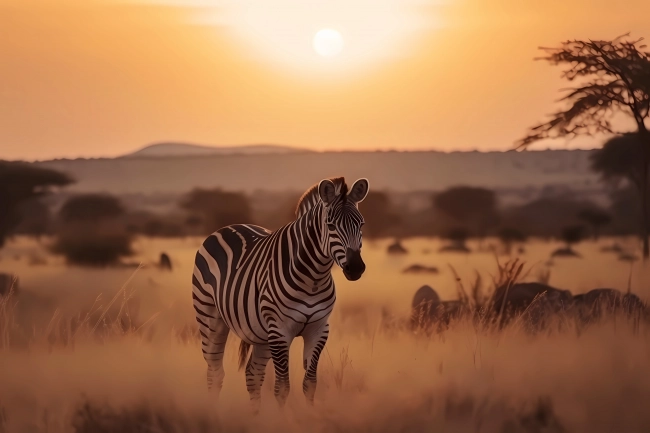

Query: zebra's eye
[327,223,336,230]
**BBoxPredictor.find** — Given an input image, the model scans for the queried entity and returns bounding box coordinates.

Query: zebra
[192,177,369,409]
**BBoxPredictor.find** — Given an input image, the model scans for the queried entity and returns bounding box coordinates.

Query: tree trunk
[643,176,649,259]
[641,128,650,259]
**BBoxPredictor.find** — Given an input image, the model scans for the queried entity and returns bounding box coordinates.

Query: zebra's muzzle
[343,248,366,281]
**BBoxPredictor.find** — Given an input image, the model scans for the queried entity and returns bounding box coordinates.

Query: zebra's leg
[269,335,293,407]
[195,304,230,398]
[302,322,329,404]
[245,344,271,414]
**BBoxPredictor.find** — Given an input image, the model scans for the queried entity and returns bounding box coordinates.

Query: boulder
[491,282,573,327]
[387,240,408,255]
[159,252,172,270]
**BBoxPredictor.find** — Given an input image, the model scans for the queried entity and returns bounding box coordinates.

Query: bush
[359,191,401,238]
[561,225,585,247]
[180,188,252,234]
[51,223,133,266]
[59,194,125,222]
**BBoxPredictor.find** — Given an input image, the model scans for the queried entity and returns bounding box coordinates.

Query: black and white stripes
[192,177,369,409]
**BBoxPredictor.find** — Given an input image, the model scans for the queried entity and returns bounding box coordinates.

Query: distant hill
[122,142,313,158]
[36,149,602,196]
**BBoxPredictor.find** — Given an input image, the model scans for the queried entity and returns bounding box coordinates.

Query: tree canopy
[180,188,252,233]
[433,186,499,237]
[518,35,650,147]
[590,133,648,188]
[0,162,73,247]
[359,191,400,238]
[517,34,650,258]
[59,194,125,222]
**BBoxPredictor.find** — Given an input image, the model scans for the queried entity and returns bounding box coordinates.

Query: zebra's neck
[291,201,334,279]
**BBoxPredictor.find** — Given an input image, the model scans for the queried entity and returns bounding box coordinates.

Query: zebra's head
[318,178,369,281]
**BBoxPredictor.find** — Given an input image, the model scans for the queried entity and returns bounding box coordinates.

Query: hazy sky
[1,0,649,160]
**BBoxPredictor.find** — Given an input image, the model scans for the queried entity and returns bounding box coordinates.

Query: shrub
[51,223,133,266]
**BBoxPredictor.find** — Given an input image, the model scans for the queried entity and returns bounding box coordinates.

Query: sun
[313,29,344,58]
[196,0,437,72]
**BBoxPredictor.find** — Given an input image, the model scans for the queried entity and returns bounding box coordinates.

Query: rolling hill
[35,149,601,196]
[122,142,313,158]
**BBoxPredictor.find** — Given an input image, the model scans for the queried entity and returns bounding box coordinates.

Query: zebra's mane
[295,177,348,218]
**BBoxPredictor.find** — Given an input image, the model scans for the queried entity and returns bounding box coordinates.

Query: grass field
[1,236,649,432]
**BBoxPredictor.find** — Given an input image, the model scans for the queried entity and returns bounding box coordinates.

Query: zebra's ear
[318,179,337,206]
[348,178,369,204]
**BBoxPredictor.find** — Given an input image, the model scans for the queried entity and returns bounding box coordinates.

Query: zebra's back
[193,224,273,345]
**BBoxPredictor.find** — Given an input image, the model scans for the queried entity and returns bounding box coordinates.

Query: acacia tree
[433,186,499,246]
[180,188,252,234]
[577,208,612,241]
[359,191,400,238]
[0,162,73,247]
[53,193,133,266]
[517,35,650,257]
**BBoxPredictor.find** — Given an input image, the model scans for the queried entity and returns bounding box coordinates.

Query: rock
[491,282,573,328]
[409,286,465,331]
[387,240,408,255]
[159,252,172,270]
[573,288,647,322]
[618,253,639,262]
[438,243,471,254]
[600,243,624,253]
[402,264,439,274]
[551,248,581,258]
[412,285,440,309]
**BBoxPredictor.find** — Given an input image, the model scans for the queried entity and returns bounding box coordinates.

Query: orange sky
[1,0,649,160]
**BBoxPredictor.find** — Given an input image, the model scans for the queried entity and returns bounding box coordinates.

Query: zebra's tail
[238,340,252,371]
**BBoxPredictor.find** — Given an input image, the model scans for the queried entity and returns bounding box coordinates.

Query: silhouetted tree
[13,199,52,240]
[433,186,499,239]
[359,191,400,238]
[517,35,650,257]
[59,194,125,223]
[591,133,648,245]
[180,188,252,234]
[52,226,133,266]
[498,227,527,255]
[577,208,611,241]
[52,193,133,266]
[561,225,586,249]
[439,227,471,253]
[608,186,650,235]
[0,162,73,247]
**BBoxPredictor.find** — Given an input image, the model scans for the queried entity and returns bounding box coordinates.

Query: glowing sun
[313,29,344,58]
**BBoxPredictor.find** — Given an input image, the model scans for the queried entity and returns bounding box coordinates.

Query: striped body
[192,177,369,408]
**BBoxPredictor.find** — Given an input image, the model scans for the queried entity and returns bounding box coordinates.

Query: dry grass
[1,236,650,432]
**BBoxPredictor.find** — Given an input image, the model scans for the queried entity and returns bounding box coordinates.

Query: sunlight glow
[313,29,344,58]
[186,0,439,72]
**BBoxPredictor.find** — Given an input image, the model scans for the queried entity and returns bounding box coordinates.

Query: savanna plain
[1,236,649,433]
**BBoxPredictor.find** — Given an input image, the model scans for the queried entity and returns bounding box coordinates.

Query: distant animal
[387,240,408,254]
[192,177,369,410]
[159,252,172,270]
[0,273,19,296]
